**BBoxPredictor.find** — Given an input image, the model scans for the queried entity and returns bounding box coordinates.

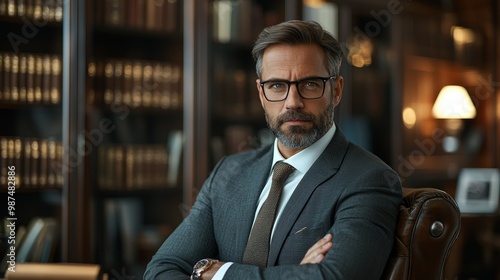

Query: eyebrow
[261,75,330,82]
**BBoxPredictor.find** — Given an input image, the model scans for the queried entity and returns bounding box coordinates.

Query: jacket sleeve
[143,158,227,280]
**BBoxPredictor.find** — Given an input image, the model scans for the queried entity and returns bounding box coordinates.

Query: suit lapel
[231,148,273,261]
[267,129,350,266]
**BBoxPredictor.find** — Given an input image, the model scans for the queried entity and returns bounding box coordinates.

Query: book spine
[142,63,153,108]
[39,139,48,187]
[131,61,142,108]
[14,139,22,186]
[50,55,61,104]
[34,55,43,103]
[163,0,178,32]
[47,139,56,186]
[42,55,51,104]
[11,54,19,103]
[0,53,3,102]
[87,61,96,104]
[113,61,124,105]
[3,53,11,102]
[19,54,27,103]
[0,138,7,186]
[103,60,114,105]
[30,139,39,187]
[26,54,35,103]
[23,138,31,187]
[122,61,133,107]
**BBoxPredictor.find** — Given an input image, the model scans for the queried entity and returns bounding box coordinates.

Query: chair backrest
[381,187,461,280]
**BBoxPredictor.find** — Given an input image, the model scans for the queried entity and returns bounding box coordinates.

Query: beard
[265,102,335,149]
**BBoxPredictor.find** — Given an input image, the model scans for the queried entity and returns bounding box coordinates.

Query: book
[142,63,153,108]
[50,55,61,104]
[131,61,142,108]
[14,138,22,185]
[122,61,133,106]
[30,218,58,262]
[33,0,42,20]
[23,138,31,187]
[18,54,27,103]
[3,53,11,102]
[10,54,19,102]
[163,0,178,32]
[0,0,6,16]
[47,139,57,186]
[34,55,43,103]
[6,0,15,16]
[38,139,48,187]
[113,60,124,105]
[30,139,39,186]
[0,138,7,186]
[42,55,51,103]
[26,54,35,103]
[103,61,114,105]
[0,53,3,102]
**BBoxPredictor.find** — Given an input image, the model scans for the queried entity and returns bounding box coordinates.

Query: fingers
[300,233,333,265]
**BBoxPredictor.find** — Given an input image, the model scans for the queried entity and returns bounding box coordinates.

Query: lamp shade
[432,85,477,119]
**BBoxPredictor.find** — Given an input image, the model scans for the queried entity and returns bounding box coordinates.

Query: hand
[300,233,333,264]
[199,261,225,280]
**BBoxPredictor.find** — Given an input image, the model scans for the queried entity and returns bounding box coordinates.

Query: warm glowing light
[303,0,326,8]
[347,39,373,68]
[432,85,476,119]
[402,107,416,129]
[451,26,475,44]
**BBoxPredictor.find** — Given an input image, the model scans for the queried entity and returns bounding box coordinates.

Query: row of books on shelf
[94,0,179,32]
[102,198,173,271]
[0,217,58,275]
[87,59,182,110]
[97,131,183,191]
[0,52,61,105]
[0,137,63,189]
[212,0,281,44]
[0,0,63,22]
[212,68,262,120]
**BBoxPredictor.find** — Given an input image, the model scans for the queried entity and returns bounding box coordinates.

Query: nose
[284,84,304,109]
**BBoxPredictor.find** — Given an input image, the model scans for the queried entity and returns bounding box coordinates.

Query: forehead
[261,43,328,78]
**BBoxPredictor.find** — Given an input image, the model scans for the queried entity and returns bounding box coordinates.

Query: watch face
[194,259,210,270]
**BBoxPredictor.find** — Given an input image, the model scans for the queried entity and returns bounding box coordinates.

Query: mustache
[276,110,315,125]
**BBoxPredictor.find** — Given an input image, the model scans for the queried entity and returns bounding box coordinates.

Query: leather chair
[381,187,461,280]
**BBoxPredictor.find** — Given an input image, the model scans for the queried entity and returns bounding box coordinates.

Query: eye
[266,81,288,91]
[302,80,321,89]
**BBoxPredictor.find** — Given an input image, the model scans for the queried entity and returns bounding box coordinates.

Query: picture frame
[455,168,500,214]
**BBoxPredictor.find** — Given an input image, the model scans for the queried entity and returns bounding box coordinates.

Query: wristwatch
[190,258,219,280]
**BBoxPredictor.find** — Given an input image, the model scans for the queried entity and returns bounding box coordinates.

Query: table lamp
[432,85,477,152]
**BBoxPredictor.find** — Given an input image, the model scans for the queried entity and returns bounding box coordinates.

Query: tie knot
[272,162,295,183]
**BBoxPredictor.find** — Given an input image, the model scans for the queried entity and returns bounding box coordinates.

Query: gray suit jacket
[145,129,402,279]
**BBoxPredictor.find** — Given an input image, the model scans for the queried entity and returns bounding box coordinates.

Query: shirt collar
[271,122,336,174]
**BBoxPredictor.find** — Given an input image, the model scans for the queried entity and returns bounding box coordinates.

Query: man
[145,20,402,280]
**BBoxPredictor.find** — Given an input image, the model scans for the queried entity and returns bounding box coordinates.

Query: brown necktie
[242,161,295,267]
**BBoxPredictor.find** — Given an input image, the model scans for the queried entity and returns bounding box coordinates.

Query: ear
[333,76,344,107]
[256,79,266,108]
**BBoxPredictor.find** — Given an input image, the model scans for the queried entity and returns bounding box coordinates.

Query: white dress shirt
[213,123,336,279]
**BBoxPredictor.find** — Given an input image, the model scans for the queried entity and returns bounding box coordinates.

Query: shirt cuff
[212,262,233,280]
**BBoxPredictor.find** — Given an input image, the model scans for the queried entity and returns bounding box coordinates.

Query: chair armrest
[382,187,461,280]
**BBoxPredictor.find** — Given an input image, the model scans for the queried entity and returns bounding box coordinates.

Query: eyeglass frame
[259,75,336,102]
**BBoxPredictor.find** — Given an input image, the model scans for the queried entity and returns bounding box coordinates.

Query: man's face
[256,44,343,154]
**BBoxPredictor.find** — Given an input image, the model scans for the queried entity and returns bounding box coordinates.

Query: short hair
[252,20,343,78]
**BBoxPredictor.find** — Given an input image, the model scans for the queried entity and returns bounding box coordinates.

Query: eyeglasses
[260,76,336,102]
